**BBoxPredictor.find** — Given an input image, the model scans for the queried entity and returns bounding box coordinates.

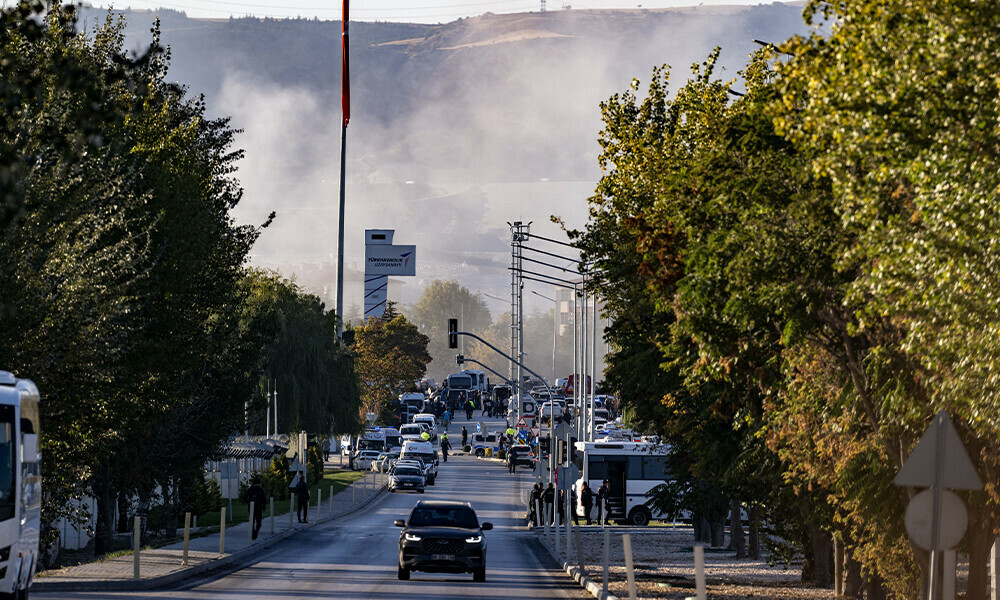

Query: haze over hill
[82,3,811,316]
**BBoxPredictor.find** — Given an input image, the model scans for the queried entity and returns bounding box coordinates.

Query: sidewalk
[33,468,389,592]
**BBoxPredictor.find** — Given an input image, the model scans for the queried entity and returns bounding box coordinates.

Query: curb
[32,486,390,593]
[535,529,620,600]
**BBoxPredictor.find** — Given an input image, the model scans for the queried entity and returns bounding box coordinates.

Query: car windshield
[395,468,422,477]
[409,507,479,529]
[401,426,421,434]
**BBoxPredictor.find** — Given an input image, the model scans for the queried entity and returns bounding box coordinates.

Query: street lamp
[530,290,558,384]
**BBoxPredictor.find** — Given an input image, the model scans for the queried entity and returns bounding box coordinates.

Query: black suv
[395,501,492,582]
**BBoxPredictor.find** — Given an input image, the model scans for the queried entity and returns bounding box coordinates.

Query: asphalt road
[38,417,587,600]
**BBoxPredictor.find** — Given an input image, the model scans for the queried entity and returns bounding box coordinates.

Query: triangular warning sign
[894,409,982,490]
[517,417,528,428]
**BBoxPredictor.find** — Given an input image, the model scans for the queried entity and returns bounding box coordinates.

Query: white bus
[573,441,671,527]
[0,372,40,598]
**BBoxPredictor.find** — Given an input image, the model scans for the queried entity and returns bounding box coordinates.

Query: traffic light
[448,318,458,349]
[456,354,465,365]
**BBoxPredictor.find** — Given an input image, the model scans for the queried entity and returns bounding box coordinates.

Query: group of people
[527,480,611,526]
[243,473,314,540]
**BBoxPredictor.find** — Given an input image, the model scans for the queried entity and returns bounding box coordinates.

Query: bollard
[353,478,356,504]
[270,497,274,534]
[193,514,198,529]
[329,490,334,514]
[623,533,637,600]
[695,543,706,600]
[564,490,572,560]
[219,507,227,554]
[182,512,191,566]
[603,526,610,593]
[133,516,141,580]
[318,488,322,517]
[249,502,255,542]
[291,495,296,526]
[574,522,585,575]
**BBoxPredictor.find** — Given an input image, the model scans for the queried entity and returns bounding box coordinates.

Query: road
[38,417,586,600]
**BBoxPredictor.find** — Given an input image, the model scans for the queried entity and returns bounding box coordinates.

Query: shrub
[307,445,324,483]
[261,456,290,500]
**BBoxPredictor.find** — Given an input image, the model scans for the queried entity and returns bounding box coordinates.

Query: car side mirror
[394,519,406,527]
[480,522,493,531]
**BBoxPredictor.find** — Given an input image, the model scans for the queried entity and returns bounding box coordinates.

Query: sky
[77,0,787,24]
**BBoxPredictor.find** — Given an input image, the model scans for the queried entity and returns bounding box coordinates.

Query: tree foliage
[352,304,431,421]
[406,280,491,382]
[574,1,1000,597]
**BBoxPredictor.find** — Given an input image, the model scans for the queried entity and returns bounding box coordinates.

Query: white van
[413,413,437,429]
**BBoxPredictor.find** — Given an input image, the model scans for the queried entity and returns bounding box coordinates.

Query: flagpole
[336,0,350,337]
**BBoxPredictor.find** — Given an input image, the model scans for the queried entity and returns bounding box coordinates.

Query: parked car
[507,444,536,468]
[373,452,400,472]
[396,457,435,485]
[396,501,492,582]
[354,449,382,471]
[400,424,425,442]
[389,465,426,493]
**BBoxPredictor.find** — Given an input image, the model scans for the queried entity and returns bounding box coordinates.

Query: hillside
[78,4,812,308]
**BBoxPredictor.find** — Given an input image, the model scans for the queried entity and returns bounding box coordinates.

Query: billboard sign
[365,244,416,276]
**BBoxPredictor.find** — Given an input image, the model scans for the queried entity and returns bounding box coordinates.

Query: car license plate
[432,554,455,561]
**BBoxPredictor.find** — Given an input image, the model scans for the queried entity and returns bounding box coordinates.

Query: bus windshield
[0,406,14,521]
[448,376,472,390]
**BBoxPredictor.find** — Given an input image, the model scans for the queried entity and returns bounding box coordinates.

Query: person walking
[596,480,609,524]
[581,481,594,525]
[294,475,310,523]
[442,409,452,431]
[465,397,475,420]
[322,438,330,461]
[507,445,518,474]
[245,476,267,540]
[441,433,451,462]
[461,426,468,449]
[543,483,555,525]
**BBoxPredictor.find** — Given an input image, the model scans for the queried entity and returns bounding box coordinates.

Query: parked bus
[0,372,40,598]
[573,441,671,526]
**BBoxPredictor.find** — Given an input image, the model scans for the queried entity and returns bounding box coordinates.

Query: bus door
[605,458,628,519]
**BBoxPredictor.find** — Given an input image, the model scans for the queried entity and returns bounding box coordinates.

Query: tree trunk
[118,492,132,533]
[748,505,760,560]
[865,572,888,600]
[710,512,726,548]
[844,554,863,598]
[834,536,844,596]
[164,478,178,539]
[966,508,992,600]
[93,471,116,557]
[730,499,746,558]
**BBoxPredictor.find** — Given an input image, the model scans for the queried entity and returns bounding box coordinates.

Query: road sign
[289,457,306,473]
[894,410,982,490]
[530,427,540,438]
[517,417,528,429]
[905,488,968,551]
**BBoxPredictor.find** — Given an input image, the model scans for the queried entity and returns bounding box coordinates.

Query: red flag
[342,0,350,127]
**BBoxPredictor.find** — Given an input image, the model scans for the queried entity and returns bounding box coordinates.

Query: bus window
[627,456,643,480]
[0,406,14,521]
[588,456,608,481]
[643,456,669,480]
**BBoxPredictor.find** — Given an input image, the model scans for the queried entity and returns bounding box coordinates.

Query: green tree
[407,280,491,382]
[353,304,431,421]
[244,269,362,436]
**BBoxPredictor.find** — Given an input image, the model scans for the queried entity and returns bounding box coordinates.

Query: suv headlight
[404,533,422,542]
[465,535,482,543]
